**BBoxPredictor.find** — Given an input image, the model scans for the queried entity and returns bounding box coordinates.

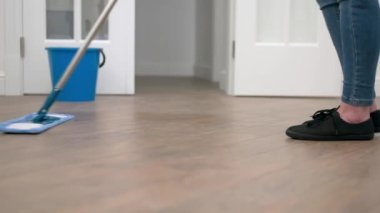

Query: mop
[0,0,119,134]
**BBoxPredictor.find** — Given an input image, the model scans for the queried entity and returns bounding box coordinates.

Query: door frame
[226,0,235,95]
[3,0,378,97]
[216,0,235,95]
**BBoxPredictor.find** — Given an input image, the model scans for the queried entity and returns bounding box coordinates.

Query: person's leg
[319,0,379,113]
[319,2,344,66]
[338,0,380,123]
[285,0,379,140]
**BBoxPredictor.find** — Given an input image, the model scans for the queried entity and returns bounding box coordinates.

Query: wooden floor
[1,77,380,213]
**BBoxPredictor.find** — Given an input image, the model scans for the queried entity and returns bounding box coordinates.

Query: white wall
[212,0,230,84]
[194,0,213,80]
[194,0,231,84]
[136,0,196,77]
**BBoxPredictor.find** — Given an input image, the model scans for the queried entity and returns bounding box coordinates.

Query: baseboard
[136,62,194,77]
[194,64,213,81]
[0,73,5,95]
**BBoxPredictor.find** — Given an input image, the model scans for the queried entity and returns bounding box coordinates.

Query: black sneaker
[371,110,380,133]
[286,108,374,141]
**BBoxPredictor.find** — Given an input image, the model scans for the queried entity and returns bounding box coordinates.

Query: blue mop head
[0,113,74,134]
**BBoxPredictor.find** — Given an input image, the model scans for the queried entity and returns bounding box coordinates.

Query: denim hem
[342,96,374,107]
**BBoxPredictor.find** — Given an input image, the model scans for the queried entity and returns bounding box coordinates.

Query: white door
[0,0,5,95]
[233,0,342,96]
[23,0,135,95]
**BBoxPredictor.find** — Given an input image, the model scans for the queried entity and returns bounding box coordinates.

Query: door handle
[20,37,25,58]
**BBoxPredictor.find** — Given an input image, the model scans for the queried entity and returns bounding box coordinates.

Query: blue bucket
[46,48,105,102]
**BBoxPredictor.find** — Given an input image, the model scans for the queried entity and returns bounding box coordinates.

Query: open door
[23,0,135,95]
[233,0,342,96]
[1,0,23,96]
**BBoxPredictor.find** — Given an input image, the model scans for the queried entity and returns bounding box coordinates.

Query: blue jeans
[317,0,380,106]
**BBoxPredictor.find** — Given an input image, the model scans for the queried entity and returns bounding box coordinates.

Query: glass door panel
[82,0,109,40]
[46,0,74,39]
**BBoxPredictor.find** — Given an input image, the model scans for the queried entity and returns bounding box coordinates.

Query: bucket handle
[99,49,106,68]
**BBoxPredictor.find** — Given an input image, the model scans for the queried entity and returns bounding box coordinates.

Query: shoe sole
[286,130,374,141]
